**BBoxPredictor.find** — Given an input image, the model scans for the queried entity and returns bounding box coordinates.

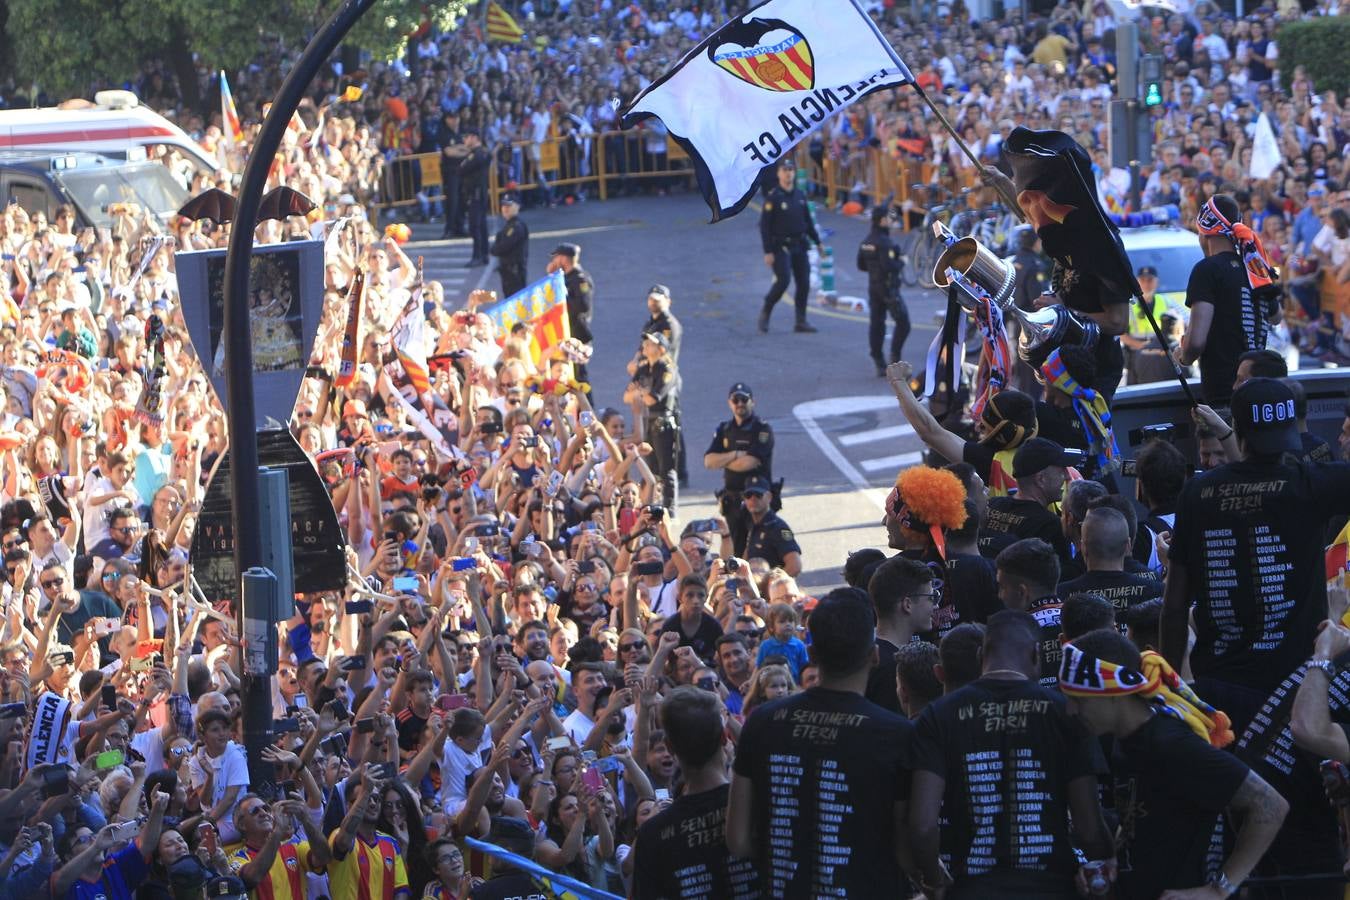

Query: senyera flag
[621,0,912,222]
[477,270,571,365]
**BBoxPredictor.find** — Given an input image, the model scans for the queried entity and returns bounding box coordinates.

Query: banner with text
[621,0,912,221]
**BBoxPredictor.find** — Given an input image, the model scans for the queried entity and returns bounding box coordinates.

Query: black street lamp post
[220,0,376,787]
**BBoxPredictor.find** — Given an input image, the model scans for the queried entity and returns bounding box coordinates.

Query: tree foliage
[1278,17,1350,99]
[7,0,475,100]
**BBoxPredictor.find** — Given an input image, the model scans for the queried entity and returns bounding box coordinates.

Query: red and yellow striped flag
[486,2,524,44]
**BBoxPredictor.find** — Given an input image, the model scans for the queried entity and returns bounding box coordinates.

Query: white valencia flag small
[621,0,913,221]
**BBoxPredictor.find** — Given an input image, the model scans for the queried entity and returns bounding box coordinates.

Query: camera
[646,505,664,521]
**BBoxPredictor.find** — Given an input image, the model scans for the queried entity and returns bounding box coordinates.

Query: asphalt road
[400,191,952,591]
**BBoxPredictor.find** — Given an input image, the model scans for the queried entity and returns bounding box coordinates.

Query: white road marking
[859,451,924,472]
[838,423,915,447]
[791,395,900,512]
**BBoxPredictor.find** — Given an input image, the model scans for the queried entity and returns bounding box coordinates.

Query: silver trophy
[931,222,1098,365]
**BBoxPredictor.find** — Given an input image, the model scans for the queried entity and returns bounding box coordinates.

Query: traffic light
[1139,54,1164,107]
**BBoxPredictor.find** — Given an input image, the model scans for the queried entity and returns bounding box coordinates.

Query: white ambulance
[0,90,220,184]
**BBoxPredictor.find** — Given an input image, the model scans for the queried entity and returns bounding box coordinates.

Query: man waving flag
[621,0,912,222]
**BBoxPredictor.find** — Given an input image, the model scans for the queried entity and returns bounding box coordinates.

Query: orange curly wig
[894,466,968,558]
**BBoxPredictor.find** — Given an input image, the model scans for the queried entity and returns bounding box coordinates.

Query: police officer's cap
[776,158,795,171]
[500,193,521,207]
[643,332,670,350]
[648,284,671,298]
[728,383,753,400]
[743,475,771,495]
[1137,265,1158,278]
[550,243,580,260]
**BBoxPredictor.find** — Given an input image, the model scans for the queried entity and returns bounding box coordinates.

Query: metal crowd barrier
[369,130,699,217]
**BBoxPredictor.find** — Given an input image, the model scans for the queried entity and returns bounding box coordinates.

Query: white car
[1119,224,1203,309]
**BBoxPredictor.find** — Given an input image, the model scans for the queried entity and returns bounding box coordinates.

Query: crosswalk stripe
[859,451,924,472]
[838,424,915,447]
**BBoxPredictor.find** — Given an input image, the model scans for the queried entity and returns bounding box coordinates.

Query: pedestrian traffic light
[1139,54,1163,107]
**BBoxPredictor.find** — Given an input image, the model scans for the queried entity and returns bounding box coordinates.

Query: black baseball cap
[206,876,248,900]
[743,475,771,495]
[728,383,753,400]
[550,243,580,260]
[1012,437,1078,479]
[1231,377,1300,455]
[1137,265,1158,278]
[648,284,671,298]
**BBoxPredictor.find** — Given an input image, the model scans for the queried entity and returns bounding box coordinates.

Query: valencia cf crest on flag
[1000,128,1138,307]
[711,18,815,92]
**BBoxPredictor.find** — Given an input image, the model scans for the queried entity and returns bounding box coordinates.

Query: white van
[0,90,220,184]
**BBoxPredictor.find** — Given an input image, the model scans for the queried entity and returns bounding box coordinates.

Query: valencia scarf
[1059,642,1235,748]
[1196,197,1277,292]
[1040,348,1118,473]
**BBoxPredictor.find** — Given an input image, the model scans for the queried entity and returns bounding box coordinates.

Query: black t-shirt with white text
[1058,569,1163,613]
[1169,459,1350,691]
[632,782,759,900]
[1112,715,1249,899]
[980,496,1069,562]
[1029,596,1065,689]
[911,678,1099,895]
[1185,250,1277,406]
[733,687,913,898]
[1236,659,1350,874]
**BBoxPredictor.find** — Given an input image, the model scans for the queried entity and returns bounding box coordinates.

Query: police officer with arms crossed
[857,205,911,377]
[488,193,529,298]
[705,383,774,556]
[759,158,820,334]
[742,474,801,577]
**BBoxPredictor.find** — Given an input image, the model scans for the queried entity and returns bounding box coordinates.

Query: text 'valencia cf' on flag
[1001,128,1139,305]
[620,0,912,222]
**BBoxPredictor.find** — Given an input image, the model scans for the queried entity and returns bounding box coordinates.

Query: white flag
[621,0,912,221]
[1250,112,1281,180]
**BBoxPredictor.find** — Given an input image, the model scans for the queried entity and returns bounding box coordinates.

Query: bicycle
[908,185,978,289]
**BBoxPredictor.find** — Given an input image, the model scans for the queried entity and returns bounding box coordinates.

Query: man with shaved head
[1057,507,1161,614]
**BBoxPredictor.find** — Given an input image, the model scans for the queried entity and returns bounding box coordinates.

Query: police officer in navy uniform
[626,332,682,511]
[704,383,774,556]
[632,284,687,484]
[857,205,910,377]
[459,131,491,266]
[638,284,682,363]
[548,243,595,389]
[489,193,529,298]
[741,475,802,576]
[758,159,821,334]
